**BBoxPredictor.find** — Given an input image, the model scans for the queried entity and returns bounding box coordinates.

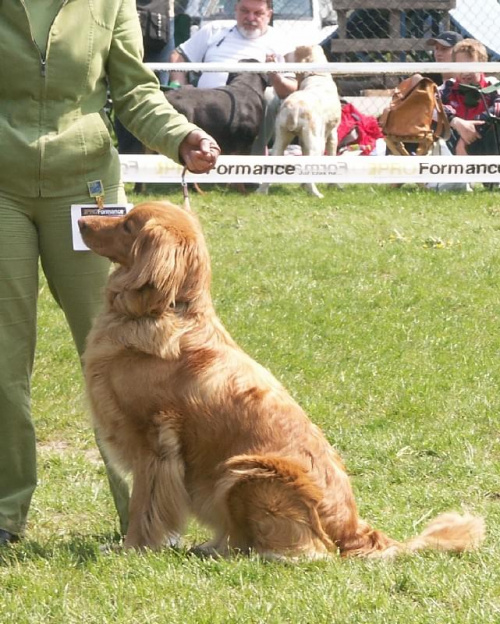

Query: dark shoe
[0,529,19,546]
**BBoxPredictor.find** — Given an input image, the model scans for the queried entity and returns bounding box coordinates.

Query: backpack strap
[433,86,451,141]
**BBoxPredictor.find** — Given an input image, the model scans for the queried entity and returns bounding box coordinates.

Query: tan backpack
[381,74,450,154]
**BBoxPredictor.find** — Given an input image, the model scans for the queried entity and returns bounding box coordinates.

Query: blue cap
[426,31,463,48]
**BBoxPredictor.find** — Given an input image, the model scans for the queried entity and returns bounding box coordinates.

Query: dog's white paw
[302,183,324,198]
[255,183,270,195]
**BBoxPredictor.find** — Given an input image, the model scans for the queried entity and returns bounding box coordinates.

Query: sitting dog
[259,45,342,198]
[79,201,484,558]
[165,63,267,156]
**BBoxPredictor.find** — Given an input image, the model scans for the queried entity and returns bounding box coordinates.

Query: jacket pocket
[42,111,113,184]
[81,111,113,160]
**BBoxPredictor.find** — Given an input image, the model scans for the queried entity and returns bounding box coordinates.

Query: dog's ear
[126,222,188,303]
[123,220,209,312]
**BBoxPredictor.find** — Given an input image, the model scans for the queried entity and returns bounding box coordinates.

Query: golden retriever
[79,201,484,558]
[258,44,342,199]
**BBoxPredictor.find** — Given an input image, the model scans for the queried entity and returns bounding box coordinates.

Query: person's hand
[179,130,220,174]
[264,53,297,98]
[455,137,468,155]
[265,53,279,84]
[265,53,277,70]
[452,117,484,145]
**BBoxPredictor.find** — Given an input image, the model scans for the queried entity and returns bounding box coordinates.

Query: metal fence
[174,0,500,60]
[171,0,500,117]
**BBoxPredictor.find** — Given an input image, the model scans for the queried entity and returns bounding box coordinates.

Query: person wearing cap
[425,30,464,85]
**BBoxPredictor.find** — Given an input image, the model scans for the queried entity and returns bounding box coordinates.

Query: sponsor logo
[80,207,127,216]
[419,162,500,175]
[214,162,349,177]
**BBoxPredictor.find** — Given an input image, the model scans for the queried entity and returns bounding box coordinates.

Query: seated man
[169,0,297,154]
[439,38,500,156]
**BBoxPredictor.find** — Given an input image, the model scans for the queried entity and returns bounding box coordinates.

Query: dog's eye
[123,220,132,233]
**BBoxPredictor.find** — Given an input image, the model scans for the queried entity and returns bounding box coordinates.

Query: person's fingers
[198,138,210,154]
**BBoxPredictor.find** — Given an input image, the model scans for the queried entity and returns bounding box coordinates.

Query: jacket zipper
[19,0,68,76]
[18,0,68,193]
[42,0,70,74]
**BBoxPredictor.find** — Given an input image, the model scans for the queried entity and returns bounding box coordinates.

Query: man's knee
[262,89,283,135]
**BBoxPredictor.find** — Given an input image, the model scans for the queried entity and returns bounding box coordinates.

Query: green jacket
[0,0,198,198]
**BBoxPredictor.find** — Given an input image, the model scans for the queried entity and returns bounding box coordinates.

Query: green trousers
[0,186,129,537]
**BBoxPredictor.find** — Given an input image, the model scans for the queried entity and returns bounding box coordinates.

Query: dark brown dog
[80,201,485,558]
[165,64,267,156]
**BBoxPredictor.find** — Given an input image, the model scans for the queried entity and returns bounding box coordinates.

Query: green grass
[2,184,499,623]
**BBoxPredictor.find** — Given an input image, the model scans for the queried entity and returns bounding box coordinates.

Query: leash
[181,166,191,211]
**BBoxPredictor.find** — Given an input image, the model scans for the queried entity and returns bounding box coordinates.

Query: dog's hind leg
[213,454,334,560]
[300,133,325,198]
[124,419,190,550]
[255,127,294,195]
[325,126,338,157]
[324,125,343,191]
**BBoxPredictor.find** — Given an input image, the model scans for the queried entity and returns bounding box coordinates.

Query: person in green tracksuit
[0,0,220,546]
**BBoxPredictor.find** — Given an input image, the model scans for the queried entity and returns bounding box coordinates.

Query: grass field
[1,184,499,623]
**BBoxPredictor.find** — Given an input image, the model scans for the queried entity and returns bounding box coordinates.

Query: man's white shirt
[178,22,294,88]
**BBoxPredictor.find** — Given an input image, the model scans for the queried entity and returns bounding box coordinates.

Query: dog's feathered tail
[339,512,485,559]
[404,512,485,554]
[217,454,485,559]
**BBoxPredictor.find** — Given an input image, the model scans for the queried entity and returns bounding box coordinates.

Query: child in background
[439,39,500,155]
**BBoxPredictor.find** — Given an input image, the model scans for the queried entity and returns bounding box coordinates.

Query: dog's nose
[78,218,88,231]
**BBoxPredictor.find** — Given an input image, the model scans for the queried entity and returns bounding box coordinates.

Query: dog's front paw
[188,542,223,559]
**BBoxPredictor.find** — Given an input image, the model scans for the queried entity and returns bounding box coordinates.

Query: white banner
[120,155,500,184]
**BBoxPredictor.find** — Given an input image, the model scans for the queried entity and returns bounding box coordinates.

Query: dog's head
[226,59,268,93]
[293,45,330,86]
[78,201,211,316]
[293,45,327,64]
